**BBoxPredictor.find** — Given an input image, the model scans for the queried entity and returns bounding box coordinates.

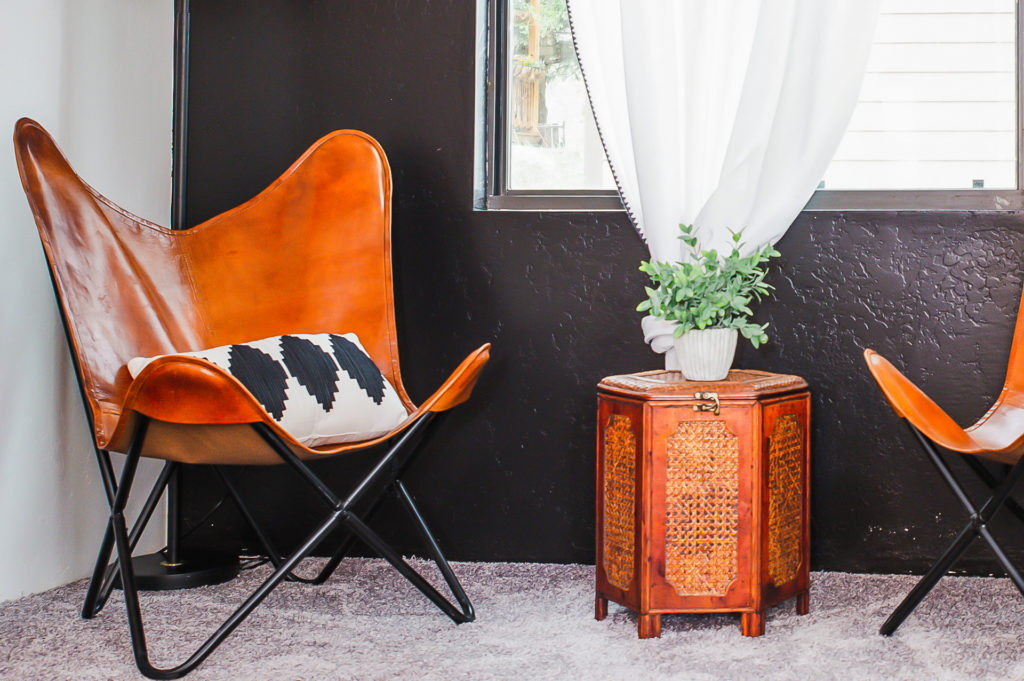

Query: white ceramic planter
[673,328,738,381]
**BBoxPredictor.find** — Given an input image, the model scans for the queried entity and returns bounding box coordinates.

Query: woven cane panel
[603,414,636,591]
[665,420,739,596]
[768,414,803,586]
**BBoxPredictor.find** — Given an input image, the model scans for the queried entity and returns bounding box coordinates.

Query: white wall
[0,0,172,602]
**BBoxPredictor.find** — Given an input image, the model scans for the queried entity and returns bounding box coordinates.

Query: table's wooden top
[598,369,808,401]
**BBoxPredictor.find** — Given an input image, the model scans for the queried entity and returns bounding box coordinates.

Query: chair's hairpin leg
[303,415,437,585]
[214,467,284,569]
[89,414,474,679]
[94,446,118,504]
[287,486,389,584]
[880,423,1024,636]
[394,479,474,620]
[338,414,436,510]
[339,510,472,623]
[101,416,352,679]
[251,416,474,621]
[977,524,1024,595]
[118,496,348,679]
[218,458,398,585]
[82,466,118,618]
[879,519,979,636]
[83,460,176,618]
[961,456,1024,526]
[83,420,172,619]
[82,443,125,618]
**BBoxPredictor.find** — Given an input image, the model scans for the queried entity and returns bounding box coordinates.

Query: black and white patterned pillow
[127,333,409,446]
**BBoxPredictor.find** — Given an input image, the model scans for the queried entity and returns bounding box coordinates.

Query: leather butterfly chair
[864,303,1024,635]
[14,117,490,679]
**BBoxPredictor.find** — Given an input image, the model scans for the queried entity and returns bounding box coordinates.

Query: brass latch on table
[692,391,720,415]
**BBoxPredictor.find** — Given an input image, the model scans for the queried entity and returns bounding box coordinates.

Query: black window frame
[479,0,624,211]
[477,1,1024,213]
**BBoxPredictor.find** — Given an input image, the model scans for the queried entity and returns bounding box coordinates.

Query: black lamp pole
[171,0,190,234]
[129,0,239,590]
[166,0,191,571]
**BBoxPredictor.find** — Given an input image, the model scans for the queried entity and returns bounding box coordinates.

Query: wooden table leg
[637,614,661,639]
[797,590,810,615]
[595,595,608,621]
[741,611,765,637]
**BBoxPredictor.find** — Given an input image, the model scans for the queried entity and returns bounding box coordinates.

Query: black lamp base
[117,550,240,591]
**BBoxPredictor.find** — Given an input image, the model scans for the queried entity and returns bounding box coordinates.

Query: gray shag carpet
[1,559,1022,680]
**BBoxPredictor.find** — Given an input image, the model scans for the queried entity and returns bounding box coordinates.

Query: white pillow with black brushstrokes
[127,333,410,446]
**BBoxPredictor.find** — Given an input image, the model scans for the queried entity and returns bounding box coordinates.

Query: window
[479,0,622,210]
[809,0,1024,210]
[478,0,1024,212]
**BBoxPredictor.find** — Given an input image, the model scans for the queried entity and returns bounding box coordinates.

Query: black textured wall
[740,212,1024,573]
[181,0,1024,574]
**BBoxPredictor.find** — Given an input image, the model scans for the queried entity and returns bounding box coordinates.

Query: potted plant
[637,224,780,381]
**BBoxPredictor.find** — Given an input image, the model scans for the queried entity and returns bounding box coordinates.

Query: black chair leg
[299,421,435,585]
[217,468,474,620]
[340,509,472,623]
[215,466,284,568]
[217,459,388,585]
[978,525,1024,597]
[962,457,1024,527]
[82,445,122,618]
[284,484,389,585]
[82,515,117,619]
[116,498,346,679]
[83,458,176,618]
[216,464,383,585]
[252,420,475,622]
[879,520,978,635]
[880,424,1024,636]
[394,479,474,620]
[90,414,475,679]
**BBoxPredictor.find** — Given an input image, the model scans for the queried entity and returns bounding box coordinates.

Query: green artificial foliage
[636,224,780,349]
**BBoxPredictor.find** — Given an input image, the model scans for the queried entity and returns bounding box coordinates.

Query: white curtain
[567,0,879,367]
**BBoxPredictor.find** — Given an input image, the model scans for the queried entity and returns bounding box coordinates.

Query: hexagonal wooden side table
[595,369,810,638]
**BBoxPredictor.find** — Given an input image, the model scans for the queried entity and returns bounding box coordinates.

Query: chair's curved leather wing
[16,116,491,464]
[417,343,491,413]
[179,126,413,411]
[1003,290,1024,395]
[15,118,429,455]
[15,118,205,446]
[122,355,271,426]
[864,348,1024,464]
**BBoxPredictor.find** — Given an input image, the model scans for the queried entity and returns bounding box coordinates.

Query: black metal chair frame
[879,422,1024,636]
[81,412,474,680]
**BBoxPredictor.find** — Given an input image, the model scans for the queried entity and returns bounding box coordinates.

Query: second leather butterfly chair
[14,118,490,679]
[864,298,1024,636]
